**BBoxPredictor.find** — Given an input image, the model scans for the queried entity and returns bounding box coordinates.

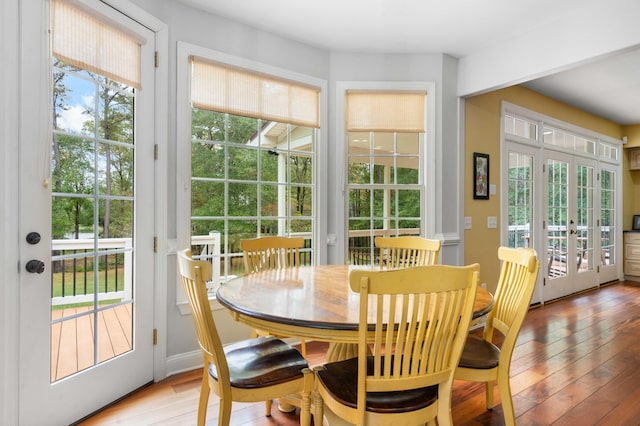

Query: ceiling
[177,0,640,125]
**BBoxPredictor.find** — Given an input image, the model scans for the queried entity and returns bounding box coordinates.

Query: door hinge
[153,329,158,345]
[153,236,158,253]
[154,51,159,68]
[154,144,158,160]
[543,277,546,286]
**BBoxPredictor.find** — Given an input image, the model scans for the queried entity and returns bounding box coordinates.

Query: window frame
[336,81,437,264]
[176,42,327,313]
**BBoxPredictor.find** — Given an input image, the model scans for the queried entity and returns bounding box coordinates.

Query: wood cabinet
[624,232,640,280]
[629,147,640,170]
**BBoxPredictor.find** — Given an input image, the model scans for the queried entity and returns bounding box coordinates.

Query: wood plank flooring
[78,280,640,425]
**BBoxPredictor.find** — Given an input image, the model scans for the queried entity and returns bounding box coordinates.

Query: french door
[543,151,599,301]
[19,1,155,424]
[505,139,620,304]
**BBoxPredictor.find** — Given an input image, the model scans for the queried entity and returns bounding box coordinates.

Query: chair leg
[264,399,272,416]
[300,368,314,426]
[217,395,232,426]
[485,380,494,410]
[497,373,516,426]
[300,338,307,358]
[197,370,210,426]
[312,366,325,425]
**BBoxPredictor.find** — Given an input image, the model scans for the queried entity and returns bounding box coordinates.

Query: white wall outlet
[464,217,472,230]
[487,216,497,229]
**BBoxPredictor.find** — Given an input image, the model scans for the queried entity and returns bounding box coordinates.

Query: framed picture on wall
[473,152,490,200]
[633,215,640,230]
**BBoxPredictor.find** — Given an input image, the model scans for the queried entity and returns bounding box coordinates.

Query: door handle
[26,260,45,274]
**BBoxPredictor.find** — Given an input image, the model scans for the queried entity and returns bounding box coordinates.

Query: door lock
[26,232,42,245]
[26,260,45,274]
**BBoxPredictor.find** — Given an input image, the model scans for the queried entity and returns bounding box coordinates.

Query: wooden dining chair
[177,249,314,426]
[374,235,441,269]
[314,263,480,426]
[454,247,539,426]
[241,236,304,273]
[240,236,308,357]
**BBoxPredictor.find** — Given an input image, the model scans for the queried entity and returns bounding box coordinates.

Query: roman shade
[191,57,320,128]
[346,91,426,132]
[51,0,142,89]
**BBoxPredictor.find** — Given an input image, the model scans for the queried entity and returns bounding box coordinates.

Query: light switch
[464,217,472,230]
[487,216,497,229]
[489,184,496,195]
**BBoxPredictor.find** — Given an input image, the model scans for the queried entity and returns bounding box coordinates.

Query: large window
[345,91,427,265]
[184,54,321,294]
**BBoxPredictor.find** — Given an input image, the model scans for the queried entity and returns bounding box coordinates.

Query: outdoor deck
[51,304,133,382]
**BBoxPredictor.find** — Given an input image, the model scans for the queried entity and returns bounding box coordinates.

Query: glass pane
[192,141,225,179]
[260,149,279,182]
[348,131,370,154]
[228,146,258,181]
[53,63,96,136]
[192,109,226,142]
[396,133,419,155]
[547,159,568,278]
[290,186,313,216]
[99,199,133,238]
[52,195,95,239]
[98,83,134,144]
[260,184,279,216]
[349,188,371,217]
[397,189,421,218]
[290,154,313,184]
[348,161,371,184]
[98,143,133,197]
[52,136,95,194]
[508,152,533,248]
[228,183,257,216]
[192,180,224,217]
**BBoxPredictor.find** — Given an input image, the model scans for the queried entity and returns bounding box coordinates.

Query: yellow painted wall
[622,125,640,228]
[464,85,625,293]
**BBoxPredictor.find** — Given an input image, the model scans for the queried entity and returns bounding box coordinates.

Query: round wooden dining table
[217,264,494,362]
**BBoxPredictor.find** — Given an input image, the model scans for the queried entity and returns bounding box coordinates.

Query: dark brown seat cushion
[316,356,438,414]
[458,334,501,369]
[208,336,308,388]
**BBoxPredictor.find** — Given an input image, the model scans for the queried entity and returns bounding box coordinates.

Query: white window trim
[335,81,437,263]
[175,41,328,314]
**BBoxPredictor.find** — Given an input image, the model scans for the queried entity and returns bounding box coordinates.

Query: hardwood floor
[78,280,640,425]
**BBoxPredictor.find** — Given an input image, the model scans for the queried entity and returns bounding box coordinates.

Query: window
[181,52,322,297]
[345,90,427,265]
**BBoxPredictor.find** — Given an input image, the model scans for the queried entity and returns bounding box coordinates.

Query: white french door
[543,151,599,301]
[19,1,155,424]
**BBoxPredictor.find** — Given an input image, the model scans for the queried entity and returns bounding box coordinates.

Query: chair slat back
[486,247,539,357]
[349,264,479,424]
[241,236,304,273]
[177,249,230,387]
[374,236,441,269]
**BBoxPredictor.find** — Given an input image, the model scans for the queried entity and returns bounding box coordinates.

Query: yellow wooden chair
[454,247,539,426]
[177,249,314,426]
[240,236,308,357]
[241,236,304,273]
[315,263,480,426]
[374,236,441,269]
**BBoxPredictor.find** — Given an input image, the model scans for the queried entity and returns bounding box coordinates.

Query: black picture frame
[633,215,640,230]
[473,152,490,200]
